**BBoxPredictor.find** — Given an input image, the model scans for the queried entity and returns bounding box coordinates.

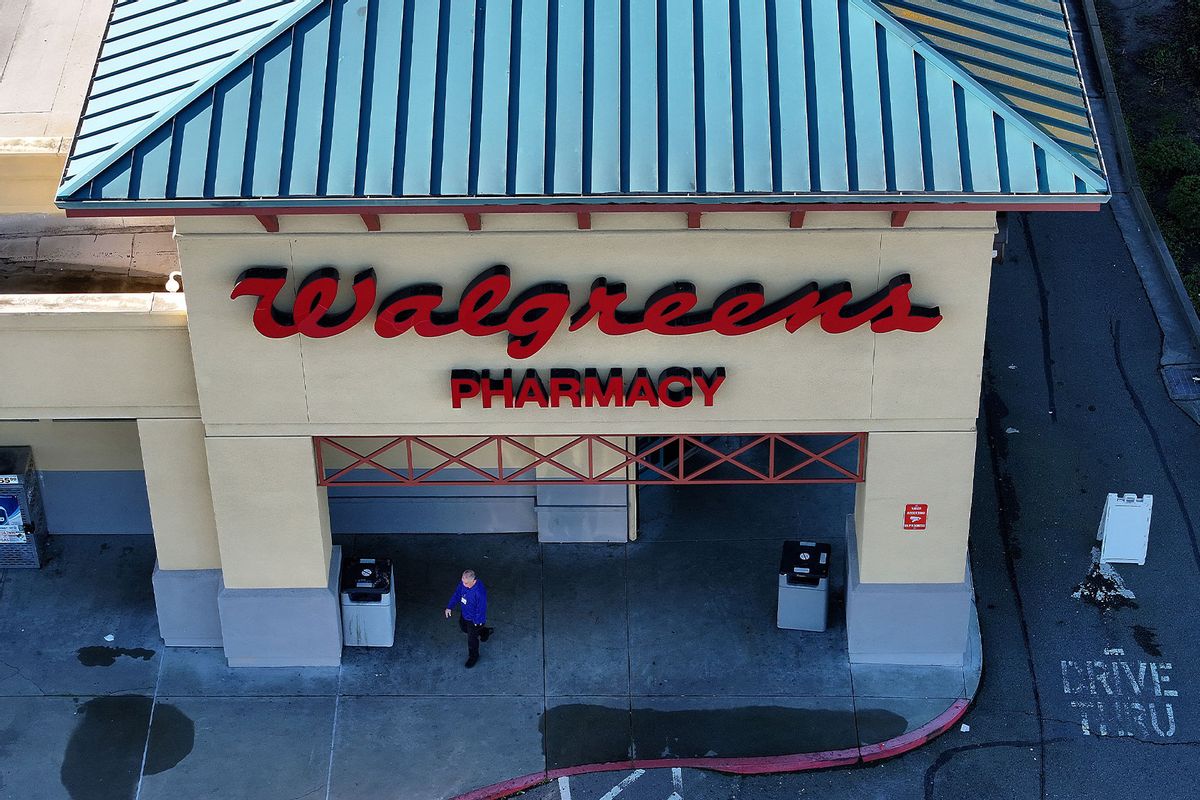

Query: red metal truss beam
[314,433,867,486]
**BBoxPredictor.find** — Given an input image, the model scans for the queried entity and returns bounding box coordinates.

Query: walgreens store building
[2,0,1107,667]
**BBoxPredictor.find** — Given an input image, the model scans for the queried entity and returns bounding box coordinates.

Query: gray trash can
[340,557,396,647]
[777,540,830,632]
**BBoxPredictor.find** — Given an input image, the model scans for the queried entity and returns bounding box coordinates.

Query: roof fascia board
[60,195,1106,215]
[56,0,326,200]
[857,0,1107,191]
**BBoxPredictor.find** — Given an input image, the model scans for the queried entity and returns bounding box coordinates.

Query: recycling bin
[340,557,396,647]
[0,447,47,569]
[777,540,831,632]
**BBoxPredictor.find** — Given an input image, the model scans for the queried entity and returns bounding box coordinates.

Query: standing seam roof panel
[698,0,736,194]
[512,0,549,195]
[876,0,1101,169]
[436,0,479,196]
[846,11,886,190]
[662,0,698,193]
[67,0,314,187]
[623,0,659,192]
[471,0,513,195]
[737,0,774,192]
[60,0,1109,206]
[588,2,622,194]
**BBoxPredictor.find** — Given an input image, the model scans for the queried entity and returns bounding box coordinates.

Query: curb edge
[450,697,972,800]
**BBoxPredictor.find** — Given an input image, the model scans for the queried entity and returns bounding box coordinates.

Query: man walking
[444,569,492,668]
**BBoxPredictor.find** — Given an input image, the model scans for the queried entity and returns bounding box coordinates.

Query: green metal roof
[63,0,324,193]
[57,0,1108,210]
[876,0,1102,171]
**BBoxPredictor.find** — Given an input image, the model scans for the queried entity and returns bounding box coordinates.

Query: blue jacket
[447,581,488,624]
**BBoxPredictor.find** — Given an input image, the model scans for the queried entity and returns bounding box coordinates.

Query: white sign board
[1098,493,1153,565]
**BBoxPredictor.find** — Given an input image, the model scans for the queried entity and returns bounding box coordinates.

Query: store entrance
[323,434,870,767]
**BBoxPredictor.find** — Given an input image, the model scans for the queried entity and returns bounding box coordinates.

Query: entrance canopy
[57,0,1107,213]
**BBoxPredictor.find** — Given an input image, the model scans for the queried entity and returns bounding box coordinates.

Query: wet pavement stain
[143,704,195,776]
[1132,624,1163,657]
[60,696,152,800]
[76,646,156,667]
[1072,556,1138,611]
[540,704,907,769]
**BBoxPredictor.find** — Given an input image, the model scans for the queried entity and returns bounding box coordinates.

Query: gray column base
[218,545,343,667]
[152,562,223,647]
[845,516,975,667]
[536,484,629,543]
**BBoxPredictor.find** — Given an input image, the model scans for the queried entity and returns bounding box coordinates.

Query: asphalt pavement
[517,206,1200,800]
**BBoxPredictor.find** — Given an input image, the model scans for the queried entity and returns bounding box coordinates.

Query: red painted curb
[859,698,971,762]
[451,773,549,800]
[450,697,971,800]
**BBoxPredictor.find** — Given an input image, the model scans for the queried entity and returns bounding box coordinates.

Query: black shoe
[465,654,478,668]
[480,627,493,642]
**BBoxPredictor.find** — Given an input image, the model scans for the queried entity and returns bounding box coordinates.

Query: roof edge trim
[858,0,1107,191]
[58,195,1108,216]
[56,0,326,200]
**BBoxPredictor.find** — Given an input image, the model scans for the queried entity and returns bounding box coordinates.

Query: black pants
[459,616,485,658]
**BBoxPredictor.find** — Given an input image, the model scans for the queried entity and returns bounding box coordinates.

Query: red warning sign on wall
[903,503,928,530]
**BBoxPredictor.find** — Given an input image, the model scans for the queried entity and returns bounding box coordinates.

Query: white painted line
[598,769,645,800]
[672,767,683,791]
[1104,648,1125,656]
[132,646,167,800]
[557,776,572,800]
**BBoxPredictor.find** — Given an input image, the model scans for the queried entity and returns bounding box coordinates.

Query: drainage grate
[1163,364,1200,402]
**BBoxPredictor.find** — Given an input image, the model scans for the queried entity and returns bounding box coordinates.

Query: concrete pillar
[854,431,976,583]
[138,419,223,647]
[535,436,631,543]
[206,436,342,667]
[845,431,977,666]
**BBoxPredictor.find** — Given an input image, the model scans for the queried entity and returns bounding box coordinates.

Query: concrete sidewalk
[0,483,978,800]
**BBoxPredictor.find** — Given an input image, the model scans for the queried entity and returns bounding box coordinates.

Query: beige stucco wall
[206,435,332,589]
[138,418,221,571]
[0,419,143,470]
[1,0,111,214]
[855,430,978,583]
[0,139,69,215]
[177,211,995,437]
[0,293,201,419]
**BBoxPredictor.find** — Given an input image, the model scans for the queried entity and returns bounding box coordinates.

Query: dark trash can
[777,540,831,632]
[340,557,396,647]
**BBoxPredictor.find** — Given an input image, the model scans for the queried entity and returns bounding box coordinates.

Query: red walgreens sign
[231,265,942,359]
[903,503,928,530]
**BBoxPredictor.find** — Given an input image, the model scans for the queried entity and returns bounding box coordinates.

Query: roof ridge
[858,0,1106,191]
[58,0,326,199]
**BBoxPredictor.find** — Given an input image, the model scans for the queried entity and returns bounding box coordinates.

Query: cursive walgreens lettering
[231,265,942,358]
